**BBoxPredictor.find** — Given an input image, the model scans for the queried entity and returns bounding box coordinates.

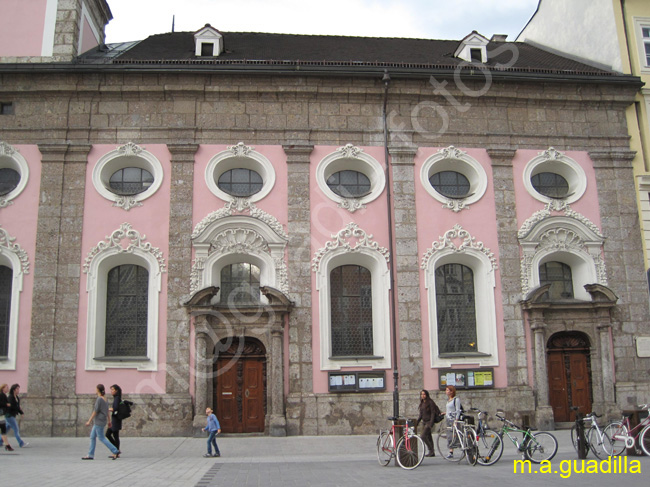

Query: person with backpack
[106,384,123,454]
[416,389,441,457]
[444,385,463,459]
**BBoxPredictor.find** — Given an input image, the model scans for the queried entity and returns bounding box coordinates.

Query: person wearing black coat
[416,389,440,457]
[4,384,28,448]
[106,384,123,453]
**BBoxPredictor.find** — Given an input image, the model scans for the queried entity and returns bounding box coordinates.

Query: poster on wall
[438,368,494,390]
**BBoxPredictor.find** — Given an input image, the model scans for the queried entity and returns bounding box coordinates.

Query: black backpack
[117,400,134,420]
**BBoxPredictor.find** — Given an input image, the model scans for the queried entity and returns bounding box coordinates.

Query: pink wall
[0,0,48,57]
[189,144,289,397]
[415,148,507,392]
[310,145,392,393]
[0,146,41,390]
[80,15,99,55]
[75,144,171,395]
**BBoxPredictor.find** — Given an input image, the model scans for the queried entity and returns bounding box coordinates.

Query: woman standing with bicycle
[444,385,463,459]
[416,390,440,457]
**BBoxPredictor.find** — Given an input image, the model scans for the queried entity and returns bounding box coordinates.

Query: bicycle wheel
[465,428,478,466]
[587,426,607,459]
[436,429,463,462]
[396,434,425,470]
[639,424,650,456]
[570,423,590,458]
[376,431,394,466]
[524,431,558,463]
[603,422,627,456]
[476,429,504,466]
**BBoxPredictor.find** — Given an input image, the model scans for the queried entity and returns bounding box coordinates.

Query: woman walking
[0,383,14,451]
[416,389,440,457]
[82,384,120,460]
[106,384,123,454]
[4,384,28,448]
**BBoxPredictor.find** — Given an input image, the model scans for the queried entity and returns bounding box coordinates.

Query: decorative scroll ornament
[192,199,288,241]
[540,147,563,160]
[442,199,468,213]
[117,141,144,156]
[0,225,30,274]
[336,144,363,158]
[83,223,166,274]
[113,195,143,211]
[421,224,497,270]
[227,142,254,157]
[312,222,390,272]
[438,145,466,160]
[338,198,366,213]
[518,200,604,239]
[0,197,12,209]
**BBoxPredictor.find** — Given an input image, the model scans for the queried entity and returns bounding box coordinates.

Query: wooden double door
[547,332,592,422]
[214,337,266,433]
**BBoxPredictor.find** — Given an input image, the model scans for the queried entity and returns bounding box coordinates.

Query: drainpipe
[382,69,400,419]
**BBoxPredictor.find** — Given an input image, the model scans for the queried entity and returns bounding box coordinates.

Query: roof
[75,30,617,78]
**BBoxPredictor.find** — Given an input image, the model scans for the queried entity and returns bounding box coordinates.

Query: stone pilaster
[283,142,314,435]
[192,316,210,429]
[27,143,90,436]
[388,145,423,392]
[529,310,554,430]
[166,144,198,397]
[487,148,528,387]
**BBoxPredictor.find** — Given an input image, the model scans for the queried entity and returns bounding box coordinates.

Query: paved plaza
[1,429,648,486]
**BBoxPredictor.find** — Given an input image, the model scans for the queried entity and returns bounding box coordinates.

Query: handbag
[433,412,445,424]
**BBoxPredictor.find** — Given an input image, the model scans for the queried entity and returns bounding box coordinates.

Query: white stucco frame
[83,224,165,371]
[523,148,587,205]
[0,227,29,370]
[0,142,30,209]
[313,223,391,370]
[421,225,499,368]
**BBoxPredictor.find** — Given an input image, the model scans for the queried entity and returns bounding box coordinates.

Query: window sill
[94,356,150,362]
[438,352,491,358]
[329,355,384,360]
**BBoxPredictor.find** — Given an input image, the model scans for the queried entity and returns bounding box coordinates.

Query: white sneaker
[20,443,30,448]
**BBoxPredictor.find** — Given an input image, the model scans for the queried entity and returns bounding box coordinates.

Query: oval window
[429,171,470,198]
[326,170,371,198]
[217,168,263,197]
[0,167,20,196]
[531,172,569,198]
[108,167,154,196]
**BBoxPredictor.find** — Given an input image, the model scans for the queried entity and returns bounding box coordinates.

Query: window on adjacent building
[531,172,570,198]
[435,263,477,354]
[429,171,471,199]
[330,264,373,357]
[539,261,574,300]
[108,167,154,196]
[326,170,372,198]
[220,263,261,304]
[0,168,20,196]
[217,168,264,197]
[643,26,650,66]
[104,264,149,357]
[0,265,11,357]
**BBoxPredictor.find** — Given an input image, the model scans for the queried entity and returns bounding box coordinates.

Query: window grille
[435,263,477,354]
[326,170,371,198]
[330,265,373,357]
[220,263,261,304]
[531,172,569,198]
[429,171,470,198]
[539,261,574,299]
[108,167,154,196]
[105,264,148,356]
[217,168,263,197]
[0,266,12,357]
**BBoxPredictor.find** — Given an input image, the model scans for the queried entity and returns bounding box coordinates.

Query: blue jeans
[4,416,25,447]
[88,425,118,457]
[207,430,220,455]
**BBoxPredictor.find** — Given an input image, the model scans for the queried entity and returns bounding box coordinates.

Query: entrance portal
[547,332,592,422]
[214,337,267,433]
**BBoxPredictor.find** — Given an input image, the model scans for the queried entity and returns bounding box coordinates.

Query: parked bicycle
[570,406,588,459]
[435,412,479,465]
[469,408,504,466]
[377,417,426,470]
[604,404,650,457]
[569,411,613,459]
[493,412,558,463]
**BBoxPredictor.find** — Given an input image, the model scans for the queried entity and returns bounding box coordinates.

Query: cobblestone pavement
[1,429,647,487]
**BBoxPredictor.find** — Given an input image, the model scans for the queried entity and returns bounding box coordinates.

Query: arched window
[435,263,477,354]
[539,261,574,300]
[0,265,11,357]
[330,265,373,357]
[105,264,149,357]
[220,263,261,304]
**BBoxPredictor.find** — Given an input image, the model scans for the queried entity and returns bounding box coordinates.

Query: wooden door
[215,342,266,434]
[568,352,591,419]
[547,351,569,422]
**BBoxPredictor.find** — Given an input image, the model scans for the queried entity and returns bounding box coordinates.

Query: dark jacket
[417,397,440,428]
[109,395,122,431]
[7,393,23,417]
[0,392,8,416]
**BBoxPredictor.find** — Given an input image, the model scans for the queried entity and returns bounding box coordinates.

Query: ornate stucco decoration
[227,141,254,157]
[0,141,28,209]
[117,141,144,156]
[518,202,607,297]
[312,222,390,272]
[0,225,30,274]
[336,143,363,159]
[420,224,497,271]
[113,195,143,211]
[83,223,166,274]
[192,199,288,241]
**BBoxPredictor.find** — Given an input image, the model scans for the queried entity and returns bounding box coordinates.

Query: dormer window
[194,24,223,57]
[454,31,489,63]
